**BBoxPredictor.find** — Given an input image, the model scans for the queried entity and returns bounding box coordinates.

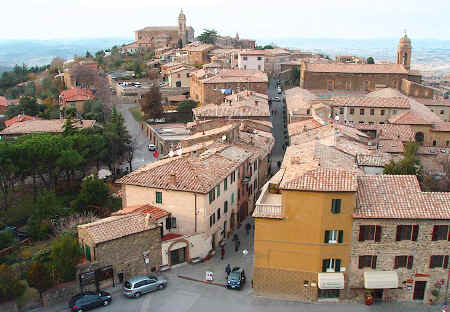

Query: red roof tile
[4,115,41,128]
[332,97,410,109]
[305,63,410,74]
[432,122,450,132]
[355,175,450,219]
[60,88,94,102]
[112,204,170,220]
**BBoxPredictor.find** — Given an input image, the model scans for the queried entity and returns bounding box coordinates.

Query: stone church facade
[134,9,194,49]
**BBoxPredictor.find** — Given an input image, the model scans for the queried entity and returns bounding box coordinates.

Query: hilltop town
[0,8,449,312]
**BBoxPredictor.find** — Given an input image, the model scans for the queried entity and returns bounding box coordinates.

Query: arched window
[403,52,408,65]
[415,132,424,144]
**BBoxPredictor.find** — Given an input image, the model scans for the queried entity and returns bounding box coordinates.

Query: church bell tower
[178,9,187,47]
[397,31,412,70]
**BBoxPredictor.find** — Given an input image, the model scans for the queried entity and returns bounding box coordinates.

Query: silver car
[123,275,167,298]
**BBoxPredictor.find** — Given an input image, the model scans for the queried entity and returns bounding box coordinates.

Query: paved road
[116,103,156,170]
[268,79,287,174]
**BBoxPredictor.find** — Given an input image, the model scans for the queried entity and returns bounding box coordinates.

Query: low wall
[42,281,79,307]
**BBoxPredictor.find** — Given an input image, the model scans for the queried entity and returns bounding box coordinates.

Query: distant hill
[0,37,133,68]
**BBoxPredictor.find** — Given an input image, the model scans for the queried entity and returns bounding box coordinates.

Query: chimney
[145,213,152,226]
[169,173,176,185]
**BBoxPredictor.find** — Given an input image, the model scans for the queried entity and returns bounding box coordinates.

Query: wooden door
[413,281,426,300]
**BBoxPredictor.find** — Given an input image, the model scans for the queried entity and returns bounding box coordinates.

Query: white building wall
[238,54,265,71]
[161,232,212,266]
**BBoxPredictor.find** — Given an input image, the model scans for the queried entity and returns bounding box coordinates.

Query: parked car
[277,88,282,94]
[123,275,167,298]
[68,291,112,312]
[226,267,246,290]
[148,144,156,151]
[272,96,281,102]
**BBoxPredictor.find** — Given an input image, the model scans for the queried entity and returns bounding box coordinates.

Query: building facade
[238,50,265,71]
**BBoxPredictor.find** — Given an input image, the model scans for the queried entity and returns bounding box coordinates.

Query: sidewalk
[167,218,255,289]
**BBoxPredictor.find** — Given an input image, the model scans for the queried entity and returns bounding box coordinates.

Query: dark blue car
[226,267,246,290]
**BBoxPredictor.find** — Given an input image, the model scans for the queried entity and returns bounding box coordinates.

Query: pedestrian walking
[225,264,231,277]
[221,246,225,260]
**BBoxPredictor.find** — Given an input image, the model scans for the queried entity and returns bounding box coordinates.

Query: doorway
[413,281,427,300]
[372,289,383,301]
[169,247,186,266]
[211,233,216,249]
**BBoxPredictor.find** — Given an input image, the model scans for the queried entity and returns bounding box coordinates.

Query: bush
[50,233,81,282]
[0,264,26,301]
[27,261,53,295]
[0,230,16,250]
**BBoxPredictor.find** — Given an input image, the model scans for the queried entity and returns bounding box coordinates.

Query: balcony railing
[253,182,283,219]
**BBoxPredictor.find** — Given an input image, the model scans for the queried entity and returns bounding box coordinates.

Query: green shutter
[217,185,220,198]
[85,244,91,261]
[324,230,330,243]
[336,199,341,213]
[322,259,330,272]
[338,230,344,243]
[156,191,162,204]
[335,259,341,272]
[231,193,234,204]
[331,199,336,213]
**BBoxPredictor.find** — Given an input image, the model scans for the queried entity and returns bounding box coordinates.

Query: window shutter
[335,259,341,272]
[394,256,398,269]
[324,230,330,243]
[429,256,433,269]
[331,199,336,213]
[444,256,449,269]
[407,256,413,269]
[336,199,341,213]
[432,225,437,241]
[371,256,377,269]
[358,256,364,269]
[338,230,344,243]
[395,225,401,241]
[322,259,330,272]
[166,217,171,229]
[171,217,176,228]
[412,225,419,241]
[359,226,365,242]
[375,226,382,242]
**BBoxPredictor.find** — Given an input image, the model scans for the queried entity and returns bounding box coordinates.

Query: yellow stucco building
[253,144,358,301]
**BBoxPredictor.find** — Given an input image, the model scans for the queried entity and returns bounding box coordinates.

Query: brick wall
[349,218,450,303]
[401,79,435,98]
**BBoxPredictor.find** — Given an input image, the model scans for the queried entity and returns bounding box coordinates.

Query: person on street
[225,264,231,277]
[221,246,225,260]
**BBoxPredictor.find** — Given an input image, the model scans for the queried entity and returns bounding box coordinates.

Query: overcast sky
[2,0,450,40]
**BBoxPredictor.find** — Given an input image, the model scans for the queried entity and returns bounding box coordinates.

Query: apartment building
[238,50,265,71]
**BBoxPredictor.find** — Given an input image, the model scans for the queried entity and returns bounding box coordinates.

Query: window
[331,199,341,213]
[257,56,262,61]
[231,171,236,183]
[395,225,419,241]
[177,73,181,78]
[210,214,216,227]
[306,109,311,115]
[369,122,374,125]
[254,160,258,171]
[380,109,385,116]
[370,109,374,115]
[156,191,162,204]
[345,80,351,90]
[238,167,241,178]
[430,255,449,269]
[322,258,341,272]
[209,189,216,204]
[186,73,190,78]
[447,141,450,147]
[394,255,413,269]
[324,230,343,244]
[441,110,445,115]
[217,208,221,220]
[359,225,382,242]
[393,109,397,115]
[217,184,221,198]
[238,189,241,201]
[360,108,365,115]
[327,80,334,90]
[166,216,176,229]
[358,255,377,269]
[350,108,355,115]
[243,56,248,61]
[231,193,235,204]
[433,140,437,146]
[244,65,247,70]
[432,225,449,241]
[258,65,261,71]
[224,201,228,214]
[224,177,228,191]
[339,107,344,115]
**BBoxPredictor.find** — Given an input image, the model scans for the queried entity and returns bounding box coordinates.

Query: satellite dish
[176,149,183,156]
[335,115,340,121]
[168,150,174,157]
[222,135,227,142]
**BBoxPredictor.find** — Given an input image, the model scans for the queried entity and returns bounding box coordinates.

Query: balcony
[253,181,283,219]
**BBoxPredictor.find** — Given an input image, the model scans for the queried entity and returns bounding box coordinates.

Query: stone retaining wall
[42,281,78,307]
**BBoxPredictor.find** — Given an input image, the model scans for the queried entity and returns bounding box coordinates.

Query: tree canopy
[176,100,198,113]
[367,57,375,64]
[140,86,163,119]
[198,29,218,44]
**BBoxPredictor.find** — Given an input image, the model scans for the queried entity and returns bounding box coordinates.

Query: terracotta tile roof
[288,118,323,137]
[432,122,450,132]
[183,43,214,52]
[0,119,96,135]
[355,175,450,219]
[112,204,170,220]
[201,69,268,84]
[60,88,94,102]
[78,214,157,245]
[281,167,357,192]
[356,154,392,167]
[389,110,434,125]
[4,115,41,128]
[116,154,239,194]
[356,123,415,142]
[378,139,405,153]
[0,96,7,107]
[305,63,409,74]
[193,103,270,118]
[416,98,450,107]
[332,97,410,109]
[239,49,265,56]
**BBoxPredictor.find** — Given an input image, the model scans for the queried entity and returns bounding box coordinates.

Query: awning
[318,273,345,290]
[364,271,398,289]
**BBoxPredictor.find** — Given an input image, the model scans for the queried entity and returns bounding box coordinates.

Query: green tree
[85,51,92,58]
[176,100,198,112]
[27,191,63,240]
[27,261,53,298]
[367,57,375,64]
[383,143,422,178]
[62,116,78,137]
[0,264,26,301]
[140,86,163,118]
[50,233,81,282]
[198,29,218,44]
[78,175,110,208]
[0,142,20,211]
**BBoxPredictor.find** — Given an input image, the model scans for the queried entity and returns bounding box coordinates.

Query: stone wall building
[182,43,214,65]
[77,214,162,281]
[349,175,450,304]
